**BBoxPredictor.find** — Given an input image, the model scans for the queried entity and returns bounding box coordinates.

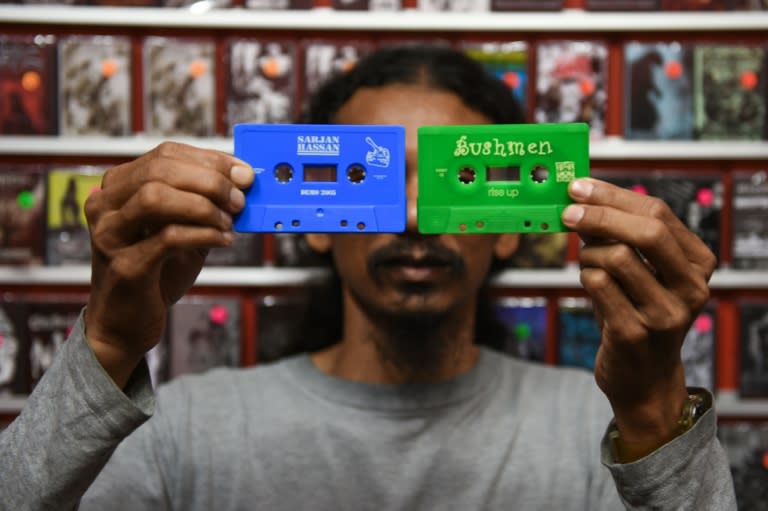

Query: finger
[579,267,646,348]
[104,182,234,244]
[564,202,695,286]
[107,224,235,282]
[567,178,715,276]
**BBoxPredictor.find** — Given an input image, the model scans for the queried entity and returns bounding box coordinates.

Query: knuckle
[580,268,613,292]
[638,218,669,247]
[109,256,139,281]
[605,244,637,272]
[642,196,670,220]
[154,141,182,159]
[653,304,690,334]
[137,181,166,209]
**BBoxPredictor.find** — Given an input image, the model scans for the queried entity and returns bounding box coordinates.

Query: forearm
[0,312,154,511]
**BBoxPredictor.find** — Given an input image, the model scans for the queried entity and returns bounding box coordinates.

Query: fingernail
[222,231,235,244]
[570,179,594,200]
[230,165,253,187]
[220,209,232,228]
[562,205,585,225]
[230,187,245,209]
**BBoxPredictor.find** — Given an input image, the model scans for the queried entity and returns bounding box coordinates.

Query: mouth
[376,254,456,283]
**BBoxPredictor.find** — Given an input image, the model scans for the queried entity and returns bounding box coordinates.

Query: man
[0,45,735,510]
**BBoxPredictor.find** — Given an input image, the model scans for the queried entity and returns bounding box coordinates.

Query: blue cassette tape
[233,124,406,233]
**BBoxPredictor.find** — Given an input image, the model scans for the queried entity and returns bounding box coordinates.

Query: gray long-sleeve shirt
[1,314,736,510]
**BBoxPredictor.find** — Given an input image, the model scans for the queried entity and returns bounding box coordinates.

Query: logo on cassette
[417,123,590,234]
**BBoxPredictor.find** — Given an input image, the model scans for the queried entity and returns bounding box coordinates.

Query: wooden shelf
[1,6,768,32]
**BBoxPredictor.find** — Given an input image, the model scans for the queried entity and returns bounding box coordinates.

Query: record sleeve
[731,170,768,270]
[45,166,105,266]
[662,0,733,8]
[624,41,694,140]
[682,306,716,392]
[418,0,488,11]
[59,35,131,136]
[0,297,30,396]
[557,297,601,371]
[245,0,312,7]
[461,41,529,115]
[331,0,400,9]
[592,170,723,263]
[490,0,561,9]
[693,45,766,140]
[205,233,264,267]
[167,296,241,378]
[226,39,297,135]
[502,233,568,269]
[256,294,307,364]
[585,0,658,8]
[0,34,58,135]
[493,296,547,362]
[143,36,216,137]
[0,165,45,266]
[717,421,768,509]
[273,233,332,267]
[302,40,374,107]
[536,41,608,139]
[740,301,768,398]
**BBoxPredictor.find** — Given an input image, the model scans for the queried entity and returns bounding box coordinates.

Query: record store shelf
[2,136,768,160]
[1,5,768,32]
[0,266,767,289]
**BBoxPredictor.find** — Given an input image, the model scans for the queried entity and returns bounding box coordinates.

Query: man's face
[307,84,519,319]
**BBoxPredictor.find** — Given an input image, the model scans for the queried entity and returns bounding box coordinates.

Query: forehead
[333,84,491,148]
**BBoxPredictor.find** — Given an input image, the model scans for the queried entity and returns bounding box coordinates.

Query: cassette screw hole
[459,223,467,232]
[275,222,284,230]
[524,220,532,228]
[340,220,348,227]
[347,164,366,184]
[531,165,549,183]
[476,221,485,229]
[458,167,476,184]
[357,222,365,230]
[274,163,293,183]
[541,223,549,230]
[292,220,300,227]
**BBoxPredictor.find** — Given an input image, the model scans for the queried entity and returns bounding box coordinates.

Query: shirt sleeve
[0,310,155,511]
[600,395,737,510]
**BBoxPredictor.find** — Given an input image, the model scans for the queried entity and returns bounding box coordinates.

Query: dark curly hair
[260,44,525,363]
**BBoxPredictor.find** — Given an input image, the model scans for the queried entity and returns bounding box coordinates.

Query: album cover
[557,297,601,371]
[731,170,768,270]
[418,0,487,11]
[245,0,312,8]
[143,37,216,137]
[0,34,58,135]
[732,0,767,8]
[205,233,264,267]
[503,233,568,269]
[490,0,561,9]
[226,39,297,135]
[682,306,716,392]
[0,298,30,396]
[740,301,768,398]
[167,296,241,378]
[0,165,45,266]
[624,41,694,140]
[273,233,331,267]
[693,45,766,140]
[302,40,374,106]
[2,294,86,392]
[256,294,307,364]
[592,170,723,263]
[157,0,232,5]
[58,35,131,136]
[461,41,529,115]
[45,166,105,266]
[332,0,400,9]
[661,0,733,8]
[85,1,159,5]
[536,41,608,139]
[718,422,768,509]
[493,297,547,362]
[585,0,658,8]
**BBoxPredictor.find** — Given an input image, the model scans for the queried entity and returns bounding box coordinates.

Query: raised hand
[561,177,716,447]
[83,142,253,387]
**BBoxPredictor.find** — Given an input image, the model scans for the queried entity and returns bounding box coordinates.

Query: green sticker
[17,190,35,210]
[514,322,531,341]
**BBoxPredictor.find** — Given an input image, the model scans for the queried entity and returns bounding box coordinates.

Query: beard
[350,236,470,382]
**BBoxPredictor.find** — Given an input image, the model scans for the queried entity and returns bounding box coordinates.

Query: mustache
[367,236,466,278]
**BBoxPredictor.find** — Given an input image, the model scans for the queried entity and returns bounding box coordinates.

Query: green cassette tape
[417,123,590,234]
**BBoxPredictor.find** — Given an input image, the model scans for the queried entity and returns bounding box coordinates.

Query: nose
[405,168,418,233]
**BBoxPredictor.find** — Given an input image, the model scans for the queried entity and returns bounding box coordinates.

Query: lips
[375,254,456,283]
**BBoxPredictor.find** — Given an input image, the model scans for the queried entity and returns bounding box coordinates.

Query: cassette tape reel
[417,123,590,234]
[233,124,406,233]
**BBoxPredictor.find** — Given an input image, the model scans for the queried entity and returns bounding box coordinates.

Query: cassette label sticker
[417,123,589,234]
[234,124,406,233]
